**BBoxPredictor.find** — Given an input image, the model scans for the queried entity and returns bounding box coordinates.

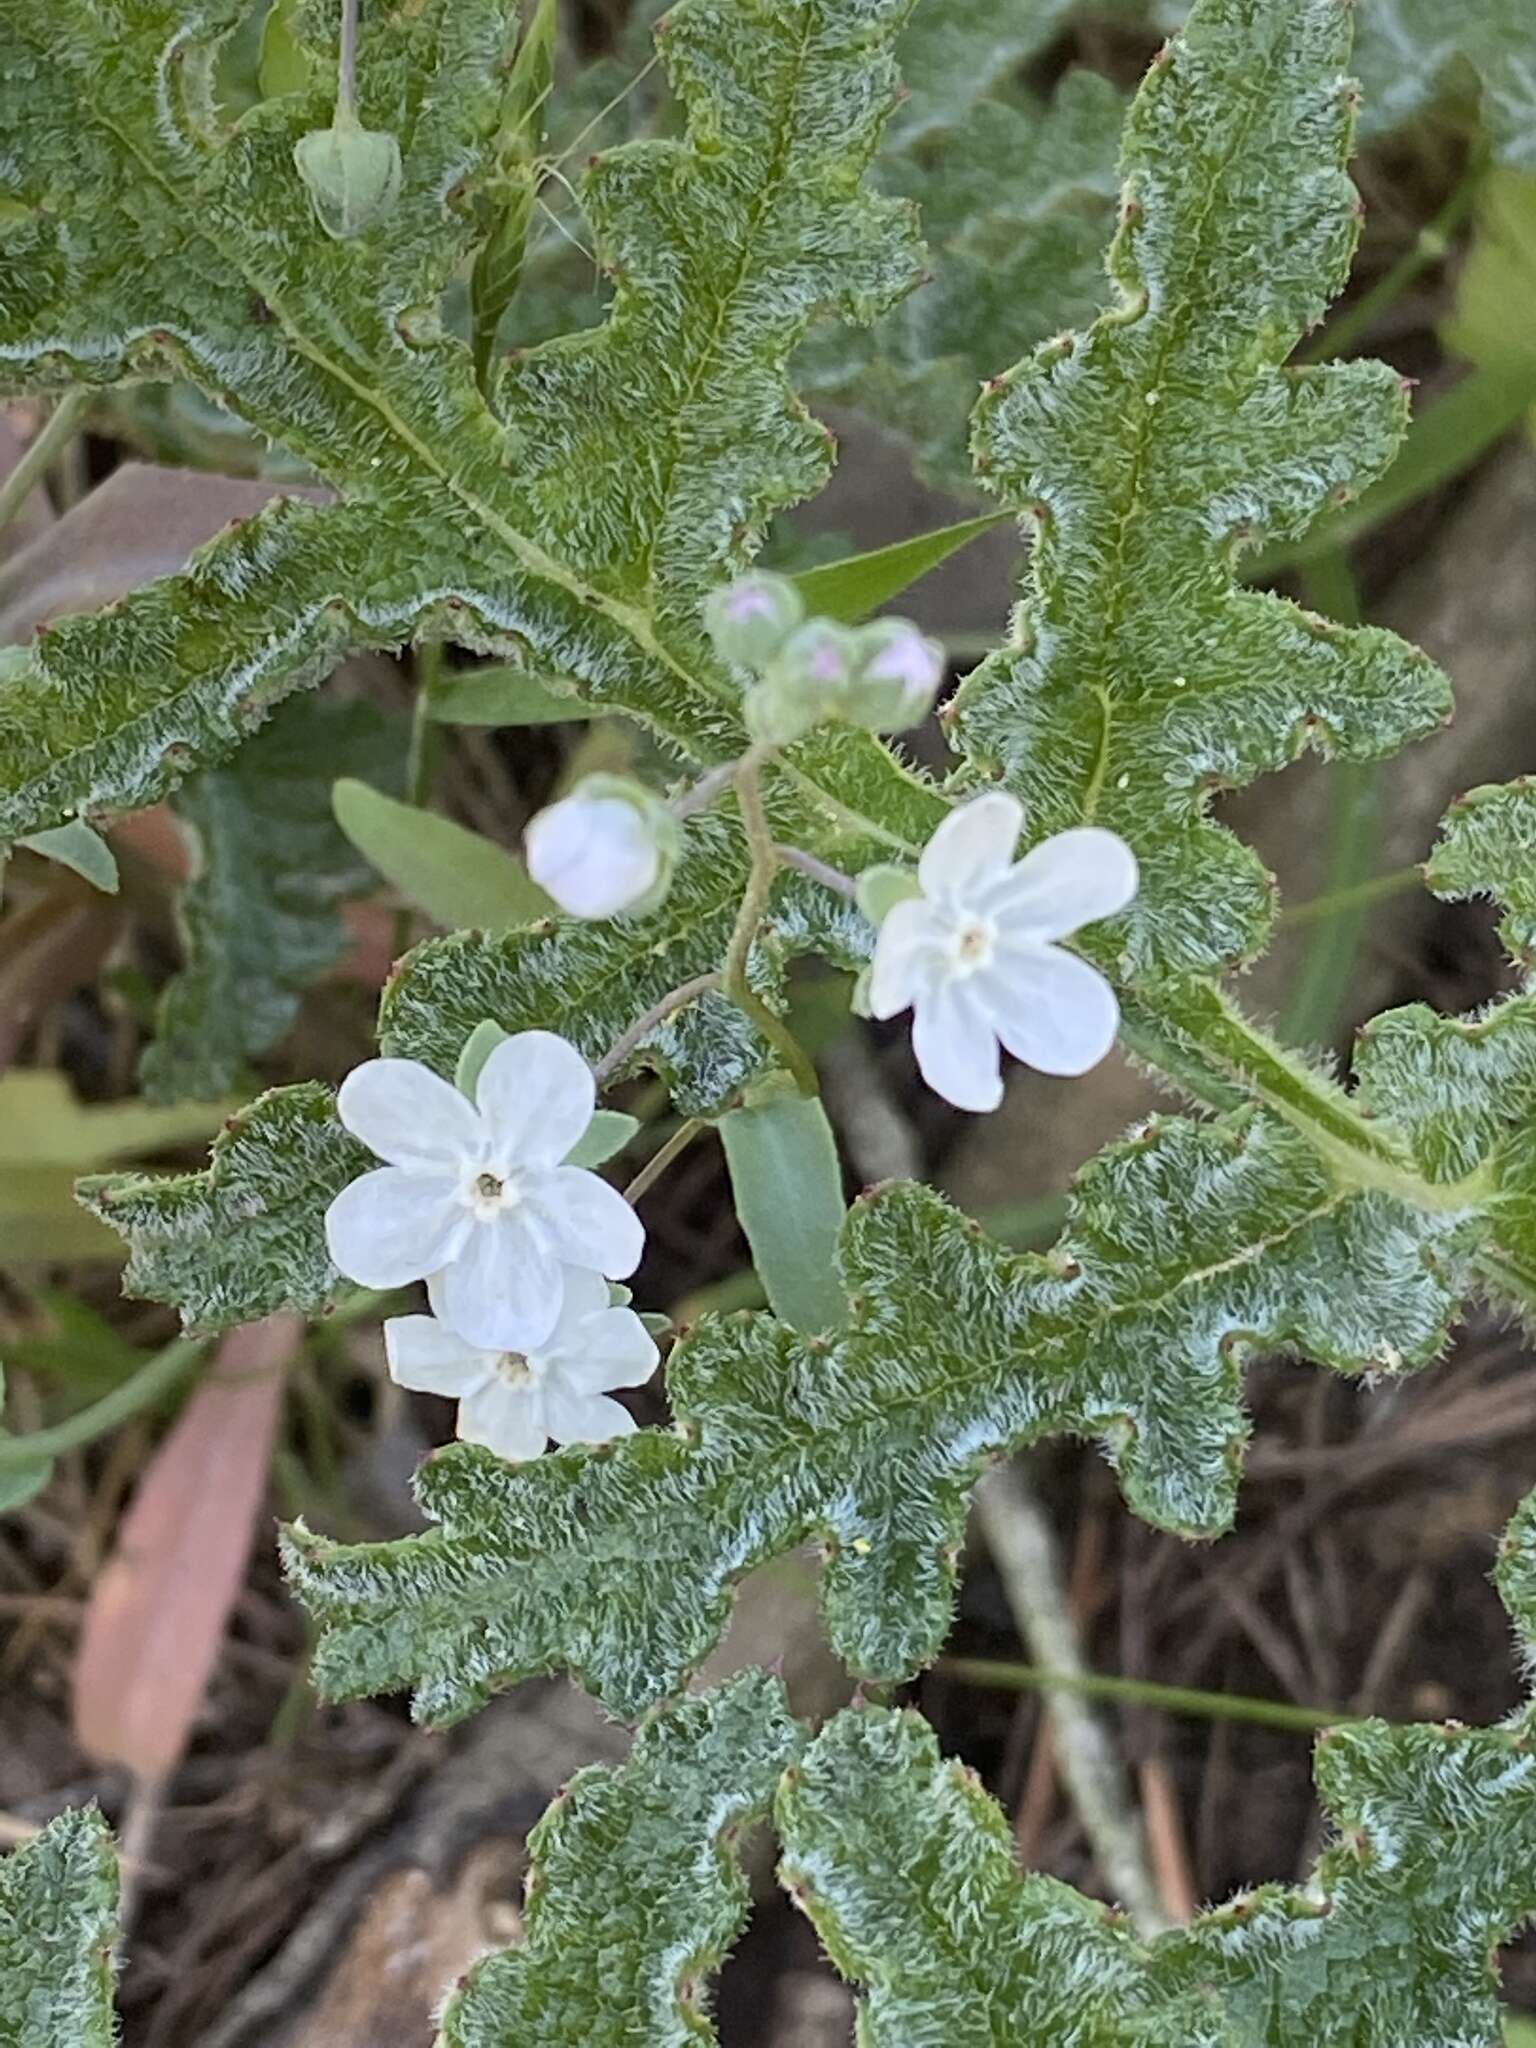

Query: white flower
[324,1031,644,1351]
[384,1267,659,1461]
[525,775,673,920]
[869,792,1137,1113]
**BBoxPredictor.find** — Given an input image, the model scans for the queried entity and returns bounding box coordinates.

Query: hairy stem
[672,742,774,823]
[974,1462,1170,1935]
[774,843,859,901]
[724,762,819,1095]
[624,1118,705,1203]
[594,972,723,1086]
[338,0,360,120]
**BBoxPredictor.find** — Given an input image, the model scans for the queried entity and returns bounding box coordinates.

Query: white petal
[526,797,659,919]
[987,944,1121,1077]
[325,1168,468,1288]
[917,791,1024,899]
[557,1306,660,1393]
[475,1031,596,1168]
[541,1264,615,1344]
[457,1381,549,1461]
[533,1167,645,1279]
[541,1386,638,1447]
[428,1214,563,1351]
[988,827,1139,940]
[336,1059,483,1169]
[384,1316,496,1398]
[911,982,1004,1113]
[867,897,945,1020]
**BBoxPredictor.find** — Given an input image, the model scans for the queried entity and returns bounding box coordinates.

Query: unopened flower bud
[525,774,680,920]
[847,619,946,733]
[703,573,804,670]
[294,108,403,239]
[744,619,862,745]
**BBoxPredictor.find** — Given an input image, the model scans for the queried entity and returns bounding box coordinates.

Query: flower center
[950,916,995,975]
[467,1167,523,1222]
[496,1351,537,1388]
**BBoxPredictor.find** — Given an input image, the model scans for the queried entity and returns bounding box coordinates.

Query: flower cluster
[704,572,946,745]
[325,1031,657,1460]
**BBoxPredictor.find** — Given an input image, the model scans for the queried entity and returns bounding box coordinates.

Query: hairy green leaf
[141,694,401,1103]
[78,1085,368,1333]
[437,1674,800,2047]
[286,1108,1483,1721]
[953,0,1450,980]
[0,0,923,845]
[0,1809,118,2048]
[778,1482,1536,2047]
[799,66,1127,491]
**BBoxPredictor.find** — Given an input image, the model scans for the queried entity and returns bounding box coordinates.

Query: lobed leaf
[776,1486,1536,2045]
[0,1809,118,2048]
[0,0,926,843]
[798,65,1127,491]
[285,1112,1479,1722]
[78,1085,369,1333]
[952,0,1451,979]
[778,1670,1536,2046]
[141,694,402,1103]
[1352,0,1536,167]
[437,1673,800,2047]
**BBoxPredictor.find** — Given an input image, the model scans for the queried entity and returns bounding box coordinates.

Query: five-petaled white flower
[869,792,1137,1114]
[384,1268,659,1461]
[324,1031,643,1352]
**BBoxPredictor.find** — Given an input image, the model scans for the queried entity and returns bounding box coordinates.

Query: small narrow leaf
[427,667,608,727]
[0,1366,53,1515]
[790,513,1009,624]
[720,1084,849,1333]
[0,1808,118,2048]
[452,1018,509,1098]
[332,779,552,930]
[17,820,117,894]
[438,1674,800,2048]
